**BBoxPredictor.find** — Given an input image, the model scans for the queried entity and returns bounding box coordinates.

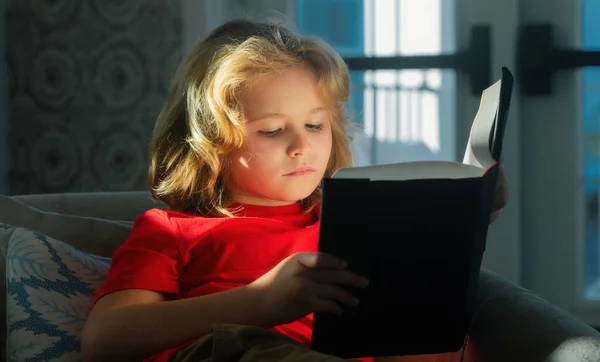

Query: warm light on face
[237,155,250,168]
[226,65,333,207]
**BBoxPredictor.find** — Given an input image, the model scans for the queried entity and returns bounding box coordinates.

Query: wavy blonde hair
[148,19,354,216]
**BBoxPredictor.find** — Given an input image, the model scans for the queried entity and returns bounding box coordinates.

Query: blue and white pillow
[4,223,111,362]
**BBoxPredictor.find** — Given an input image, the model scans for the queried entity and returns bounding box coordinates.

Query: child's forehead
[242,93,327,121]
[246,65,316,87]
[242,67,322,101]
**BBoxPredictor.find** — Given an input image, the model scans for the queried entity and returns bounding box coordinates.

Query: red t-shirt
[94,202,373,362]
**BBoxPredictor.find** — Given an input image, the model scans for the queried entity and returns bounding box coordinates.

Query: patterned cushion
[3,223,111,361]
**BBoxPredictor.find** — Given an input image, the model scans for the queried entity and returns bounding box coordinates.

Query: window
[295,0,456,166]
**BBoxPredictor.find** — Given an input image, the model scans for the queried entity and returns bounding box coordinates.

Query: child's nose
[287,131,311,157]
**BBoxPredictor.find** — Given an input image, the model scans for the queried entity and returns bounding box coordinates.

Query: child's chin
[270,191,314,203]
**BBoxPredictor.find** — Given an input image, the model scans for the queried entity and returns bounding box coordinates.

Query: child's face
[227,65,333,206]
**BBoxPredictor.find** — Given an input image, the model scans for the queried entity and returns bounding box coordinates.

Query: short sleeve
[94,209,183,304]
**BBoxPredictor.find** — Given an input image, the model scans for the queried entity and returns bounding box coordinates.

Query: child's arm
[81,284,268,362]
[80,209,274,362]
[81,252,367,362]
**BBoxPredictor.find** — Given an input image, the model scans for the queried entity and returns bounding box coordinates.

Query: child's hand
[249,252,369,326]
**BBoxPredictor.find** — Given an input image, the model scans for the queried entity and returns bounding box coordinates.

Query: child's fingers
[312,283,359,307]
[310,297,344,315]
[296,252,347,270]
[308,269,369,288]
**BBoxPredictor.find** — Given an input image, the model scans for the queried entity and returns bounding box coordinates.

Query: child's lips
[284,166,316,176]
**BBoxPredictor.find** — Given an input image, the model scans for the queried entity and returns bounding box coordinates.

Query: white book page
[333,161,483,181]
[462,79,502,169]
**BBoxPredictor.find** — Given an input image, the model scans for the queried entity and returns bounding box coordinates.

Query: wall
[455,0,521,283]
[239,0,294,19]
[3,0,182,195]
[182,0,250,53]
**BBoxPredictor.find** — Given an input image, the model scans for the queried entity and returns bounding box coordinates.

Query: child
[81,18,508,362]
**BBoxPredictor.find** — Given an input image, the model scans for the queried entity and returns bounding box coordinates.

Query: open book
[312,67,514,359]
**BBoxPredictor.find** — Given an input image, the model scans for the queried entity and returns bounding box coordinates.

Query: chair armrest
[471,268,600,362]
[10,191,164,221]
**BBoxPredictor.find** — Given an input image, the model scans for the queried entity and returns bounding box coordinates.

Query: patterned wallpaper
[5,0,182,195]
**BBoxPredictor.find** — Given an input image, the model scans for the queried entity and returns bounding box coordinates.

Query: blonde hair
[148,18,354,216]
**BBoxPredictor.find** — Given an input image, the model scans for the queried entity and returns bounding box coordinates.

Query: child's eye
[258,129,282,137]
[306,124,324,132]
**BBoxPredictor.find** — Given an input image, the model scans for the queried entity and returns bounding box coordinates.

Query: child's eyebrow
[309,107,328,114]
[251,107,327,121]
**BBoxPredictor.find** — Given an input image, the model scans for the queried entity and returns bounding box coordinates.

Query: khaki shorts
[171,324,479,362]
[171,324,360,362]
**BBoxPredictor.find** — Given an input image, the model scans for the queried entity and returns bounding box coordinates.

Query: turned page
[463,67,513,169]
[463,78,502,169]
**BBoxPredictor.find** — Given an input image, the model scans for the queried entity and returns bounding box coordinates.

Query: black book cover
[312,67,513,359]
